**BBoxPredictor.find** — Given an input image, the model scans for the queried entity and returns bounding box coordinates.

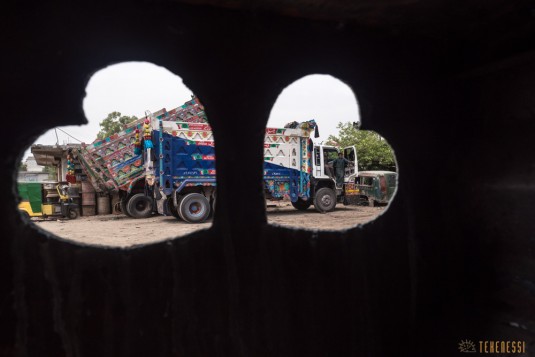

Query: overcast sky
[23,62,360,160]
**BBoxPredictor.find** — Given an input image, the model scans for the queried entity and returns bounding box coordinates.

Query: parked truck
[73,96,210,219]
[75,96,360,223]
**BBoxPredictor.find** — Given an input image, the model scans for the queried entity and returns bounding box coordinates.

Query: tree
[19,162,27,172]
[97,112,138,139]
[326,122,397,171]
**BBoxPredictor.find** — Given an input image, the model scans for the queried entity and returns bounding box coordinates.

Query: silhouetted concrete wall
[2,2,534,356]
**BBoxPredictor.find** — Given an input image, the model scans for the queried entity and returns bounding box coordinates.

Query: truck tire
[313,187,337,213]
[127,193,153,219]
[176,195,186,221]
[178,193,210,223]
[291,197,312,211]
[166,197,181,220]
[120,198,133,217]
[67,208,78,220]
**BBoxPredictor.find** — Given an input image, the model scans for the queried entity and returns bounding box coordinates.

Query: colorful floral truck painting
[75,96,360,223]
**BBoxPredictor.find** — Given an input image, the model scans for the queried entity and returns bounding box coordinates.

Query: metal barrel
[82,192,95,206]
[81,181,95,193]
[97,195,111,215]
[82,205,96,216]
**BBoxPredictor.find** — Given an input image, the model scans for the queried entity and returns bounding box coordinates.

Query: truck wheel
[68,208,78,220]
[166,197,181,219]
[178,193,210,223]
[313,187,336,213]
[176,196,186,221]
[120,198,133,217]
[291,197,312,211]
[127,193,153,219]
[21,211,30,220]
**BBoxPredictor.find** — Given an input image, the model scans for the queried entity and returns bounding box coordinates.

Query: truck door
[343,146,357,178]
[324,148,339,179]
[313,146,322,178]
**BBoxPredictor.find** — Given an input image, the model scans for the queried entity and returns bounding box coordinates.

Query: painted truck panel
[74,96,208,194]
[152,130,217,195]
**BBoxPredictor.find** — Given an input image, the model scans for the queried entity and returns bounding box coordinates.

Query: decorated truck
[261,122,359,212]
[75,96,360,223]
[73,96,211,219]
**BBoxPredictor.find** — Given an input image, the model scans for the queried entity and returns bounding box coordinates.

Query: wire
[55,127,83,143]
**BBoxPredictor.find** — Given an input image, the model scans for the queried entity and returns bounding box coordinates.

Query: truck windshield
[324,149,339,163]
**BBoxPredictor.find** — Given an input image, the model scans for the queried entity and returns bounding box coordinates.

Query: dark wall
[2,2,534,356]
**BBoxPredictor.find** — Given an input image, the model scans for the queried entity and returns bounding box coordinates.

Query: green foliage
[19,162,28,172]
[326,122,397,171]
[97,112,138,139]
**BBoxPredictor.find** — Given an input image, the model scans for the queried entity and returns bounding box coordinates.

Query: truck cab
[313,145,357,181]
[306,144,358,212]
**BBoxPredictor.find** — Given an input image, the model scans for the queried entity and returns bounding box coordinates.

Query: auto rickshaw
[18,182,79,219]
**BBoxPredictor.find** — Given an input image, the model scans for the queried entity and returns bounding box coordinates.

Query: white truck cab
[305,144,359,211]
[313,144,357,183]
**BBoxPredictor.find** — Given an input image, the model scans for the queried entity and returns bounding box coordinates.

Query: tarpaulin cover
[18,182,43,213]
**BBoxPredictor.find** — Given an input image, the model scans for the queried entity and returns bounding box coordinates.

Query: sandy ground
[267,203,384,230]
[28,202,386,248]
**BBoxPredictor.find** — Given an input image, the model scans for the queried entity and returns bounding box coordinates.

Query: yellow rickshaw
[18,182,79,219]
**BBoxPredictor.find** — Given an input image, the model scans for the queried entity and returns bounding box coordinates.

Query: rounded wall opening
[17,62,216,247]
[265,74,398,230]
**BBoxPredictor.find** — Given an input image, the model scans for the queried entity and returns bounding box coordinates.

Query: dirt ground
[28,202,386,248]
